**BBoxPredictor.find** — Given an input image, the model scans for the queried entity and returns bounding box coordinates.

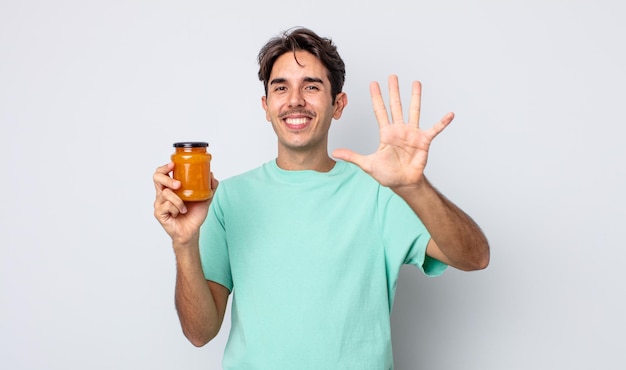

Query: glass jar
[171,142,212,201]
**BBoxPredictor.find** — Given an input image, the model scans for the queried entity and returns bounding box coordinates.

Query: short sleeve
[199,187,233,291]
[379,186,447,277]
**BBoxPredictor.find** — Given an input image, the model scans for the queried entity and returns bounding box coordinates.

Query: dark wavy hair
[257,27,346,104]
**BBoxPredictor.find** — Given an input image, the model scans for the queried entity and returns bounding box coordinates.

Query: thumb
[332,148,370,171]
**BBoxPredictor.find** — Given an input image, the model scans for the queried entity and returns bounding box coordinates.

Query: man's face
[261,50,346,155]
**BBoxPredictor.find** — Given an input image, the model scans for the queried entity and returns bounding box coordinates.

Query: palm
[333,75,454,189]
[369,123,433,187]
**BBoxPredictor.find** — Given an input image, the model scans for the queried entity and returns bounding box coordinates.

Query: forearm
[173,240,222,346]
[394,177,490,271]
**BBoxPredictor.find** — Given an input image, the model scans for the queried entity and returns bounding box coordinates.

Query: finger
[154,198,185,226]
[155,187,187,215]
[155,198,182,219]
[370,81,390,128]
[155,162,174,175]
[427,112,455,140]
[388,75,404,124]
[210,172,219,192]
[332,148,372,174]
[408,81,422,128]
[153,162,180,193]
[153,174,181,194]
[153,162,173,192]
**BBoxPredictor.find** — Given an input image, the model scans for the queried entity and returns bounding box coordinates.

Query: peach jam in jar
[171,142,212,201]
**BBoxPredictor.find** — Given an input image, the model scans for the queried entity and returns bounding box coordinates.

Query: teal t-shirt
[199,160,446,369]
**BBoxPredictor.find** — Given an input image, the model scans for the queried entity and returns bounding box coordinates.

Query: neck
[275,150,336,172]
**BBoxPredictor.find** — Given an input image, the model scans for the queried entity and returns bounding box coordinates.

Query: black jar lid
[173,142,209,148]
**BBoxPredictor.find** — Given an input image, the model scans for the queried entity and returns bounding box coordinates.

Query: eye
[304,85,320,91]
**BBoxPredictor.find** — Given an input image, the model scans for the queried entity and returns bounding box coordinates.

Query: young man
[153,27,489,369]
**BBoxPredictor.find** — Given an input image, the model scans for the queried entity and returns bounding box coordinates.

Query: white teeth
[285,118,307,125]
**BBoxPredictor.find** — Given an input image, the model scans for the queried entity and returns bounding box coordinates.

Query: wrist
[173,242,202,268]
[391,175,430,197]
[172,234,200,253]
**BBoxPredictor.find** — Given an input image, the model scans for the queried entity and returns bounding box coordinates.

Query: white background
[2,1,625,369]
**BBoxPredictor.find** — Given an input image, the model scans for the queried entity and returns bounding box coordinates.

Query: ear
[332,92,348,120]
[261,96,271,122]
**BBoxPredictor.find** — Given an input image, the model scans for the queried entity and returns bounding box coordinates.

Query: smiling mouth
[284,117,310,130]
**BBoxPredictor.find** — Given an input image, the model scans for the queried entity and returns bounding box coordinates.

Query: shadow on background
[391,265,487,370]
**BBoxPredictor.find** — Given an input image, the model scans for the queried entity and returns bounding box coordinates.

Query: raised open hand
[333,74,454,190]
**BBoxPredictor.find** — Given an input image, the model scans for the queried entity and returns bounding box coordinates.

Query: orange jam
[171,142,212,201]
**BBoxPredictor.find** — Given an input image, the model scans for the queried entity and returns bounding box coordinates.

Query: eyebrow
[303,77,324,84]
[269,76,324,85]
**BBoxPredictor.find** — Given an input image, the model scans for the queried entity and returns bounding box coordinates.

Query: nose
[288,89,305,107]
